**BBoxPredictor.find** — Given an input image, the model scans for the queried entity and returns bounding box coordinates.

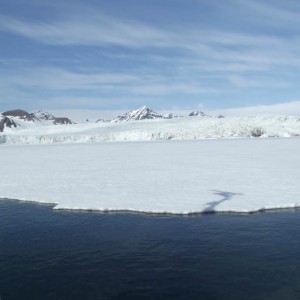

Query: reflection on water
[1,199,300,300]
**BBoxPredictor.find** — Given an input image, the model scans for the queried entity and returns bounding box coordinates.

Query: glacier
[1,138,299,214]
[1,115,300,144]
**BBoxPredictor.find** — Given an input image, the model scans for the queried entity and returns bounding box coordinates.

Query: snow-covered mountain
[104,107,221,122]
[189,110,211,117]
[164,113,181,119]
[32,110,74,124]
[0,109,37,132]
[112,106,164,122]
[0,114,18,132]
[189,110,206,117]
[3,109,37,122]
[1,109,75,129]
[32,110,56,121]
[188,110,225,119]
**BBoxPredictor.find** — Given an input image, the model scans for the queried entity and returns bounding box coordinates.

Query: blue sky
[1,0,300,113]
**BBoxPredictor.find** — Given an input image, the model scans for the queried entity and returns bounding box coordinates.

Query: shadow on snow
[203,190,244,214]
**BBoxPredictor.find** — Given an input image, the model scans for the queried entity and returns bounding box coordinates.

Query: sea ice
[0,138,299,214]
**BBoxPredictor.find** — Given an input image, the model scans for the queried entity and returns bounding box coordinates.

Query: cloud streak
[0,13,169,47]
[1,1,300,110]
[1,8,299,74]
[0,66,215,97]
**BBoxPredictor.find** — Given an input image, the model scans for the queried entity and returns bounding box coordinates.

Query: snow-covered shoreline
[1,138,299,214]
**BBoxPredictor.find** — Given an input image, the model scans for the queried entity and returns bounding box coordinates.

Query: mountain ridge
[0,109,75,132]
[0,106,221,132]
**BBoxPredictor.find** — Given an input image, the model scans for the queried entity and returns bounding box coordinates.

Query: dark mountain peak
[189,110,210,117]
[53,117,74,125]
[163,113,180,119]
[3,109,36,122]
[96,119,110,123]
[0,114,18,132]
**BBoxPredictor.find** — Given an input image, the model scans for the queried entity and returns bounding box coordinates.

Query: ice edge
[1,197,300,216]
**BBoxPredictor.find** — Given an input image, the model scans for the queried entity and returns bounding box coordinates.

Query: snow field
[1,138,299,214]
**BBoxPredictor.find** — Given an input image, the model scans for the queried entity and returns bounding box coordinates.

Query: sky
[1,0,300,116]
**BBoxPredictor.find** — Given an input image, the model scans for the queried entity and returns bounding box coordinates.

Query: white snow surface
[1,138,300,214]
[1,116,300,144]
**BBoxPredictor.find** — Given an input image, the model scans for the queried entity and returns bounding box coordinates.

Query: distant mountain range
[0,109,74,132]
[100,106,222,123]
[0,107,223,132]
[32,110,74,125]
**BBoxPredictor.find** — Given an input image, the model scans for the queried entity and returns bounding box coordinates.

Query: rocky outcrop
[189,110,210,117]
[3,109,36,122]
[164,113,180,119]
[0,115,17,132]
[53,117,74,125]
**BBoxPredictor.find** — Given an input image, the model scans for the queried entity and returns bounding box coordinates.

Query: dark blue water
[1,200,300,300]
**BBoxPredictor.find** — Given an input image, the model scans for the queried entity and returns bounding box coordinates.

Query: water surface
[1,199,300,300]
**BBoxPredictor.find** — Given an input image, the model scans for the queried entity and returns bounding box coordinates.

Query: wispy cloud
[1,1,300,110]
[6,67,137,89]
[227,75,291,89]
[0,12,291,52]
[1,9,299,74]
[0,66,214,96]
[0,13,169,47]
[238,0,300,26]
